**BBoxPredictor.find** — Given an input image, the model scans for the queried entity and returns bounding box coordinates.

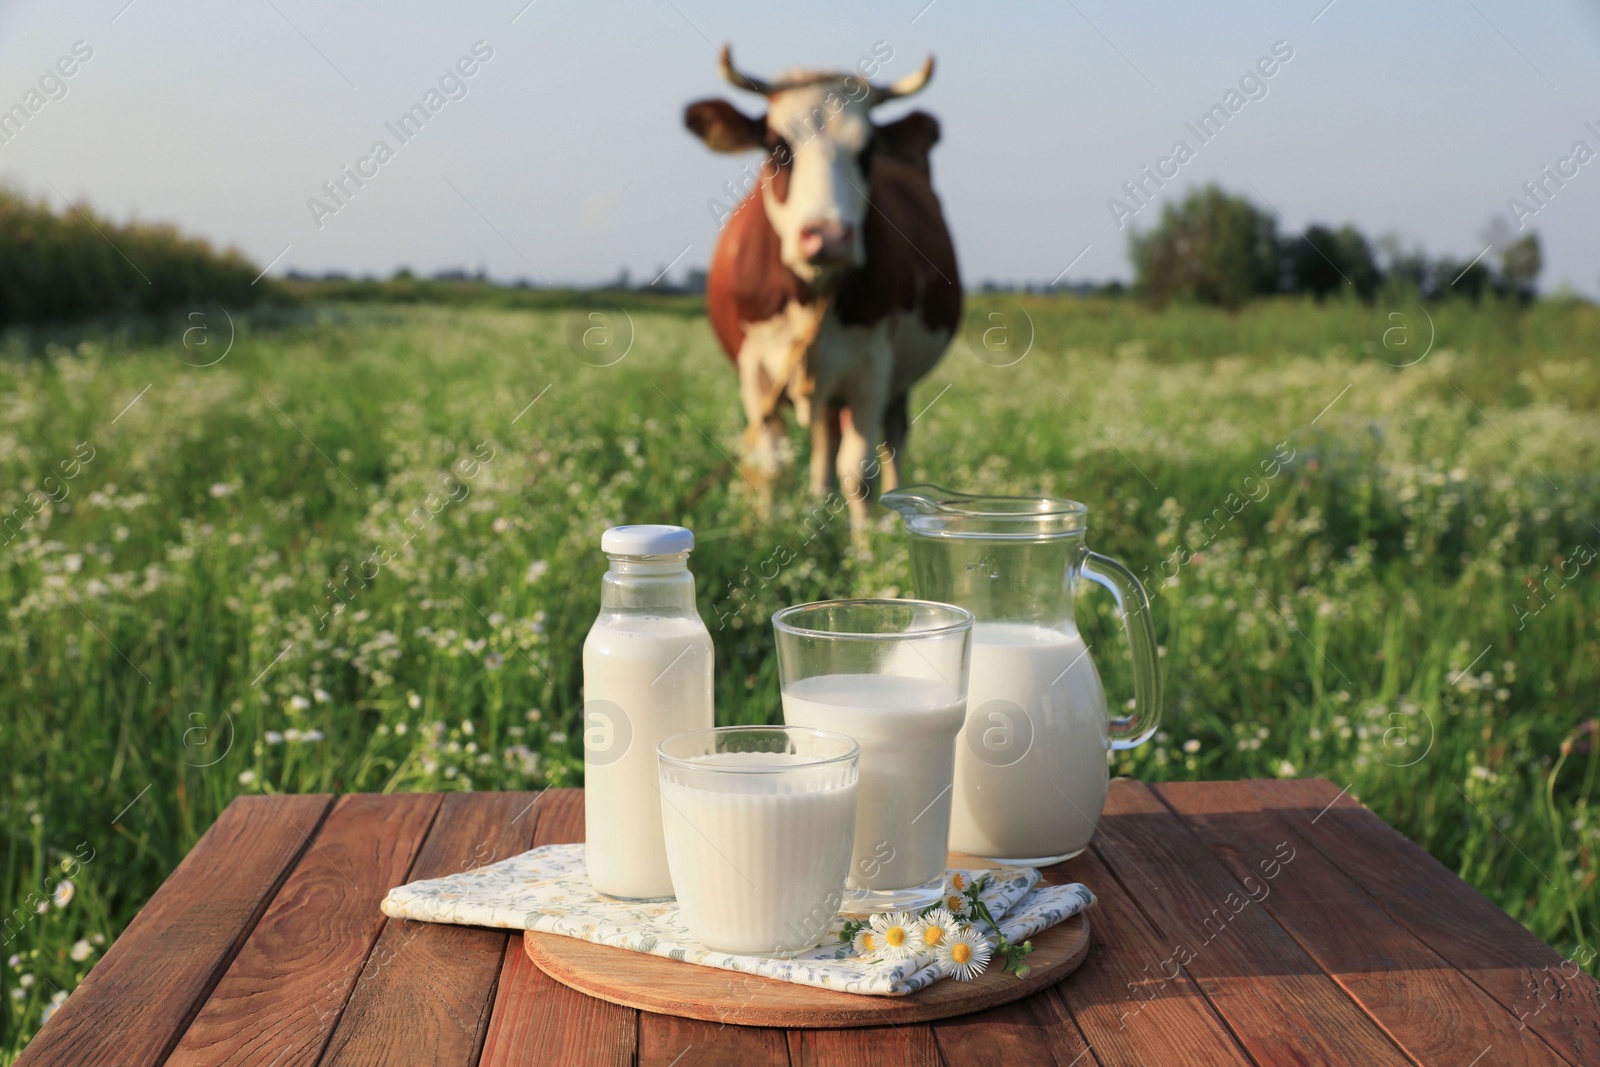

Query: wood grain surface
[18,781,1591,1067]
[479,790,639,1067]
[1252,777,1600,1066]
[1094,781,1417,1066]
[166,792,443,1067]
[14,793,332,1067]
[1046,845,1250,1065]
[317,790,545,1067]
[1159,779,1575,1067]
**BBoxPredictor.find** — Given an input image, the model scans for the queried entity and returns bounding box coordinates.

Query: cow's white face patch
[762,82,874,283]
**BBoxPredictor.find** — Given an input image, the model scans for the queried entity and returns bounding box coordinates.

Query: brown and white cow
[685,46,961,526]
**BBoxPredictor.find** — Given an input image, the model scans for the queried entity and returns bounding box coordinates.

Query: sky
[1,0,1599,293]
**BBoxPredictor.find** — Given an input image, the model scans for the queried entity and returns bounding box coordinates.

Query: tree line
[0,188,263,328]
[1129,185,1542,308]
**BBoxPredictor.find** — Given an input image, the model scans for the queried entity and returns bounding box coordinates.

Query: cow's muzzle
[799,221,857,265]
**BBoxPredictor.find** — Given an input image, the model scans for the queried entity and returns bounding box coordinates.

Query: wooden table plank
[479,789,640,1067]
[1043,844,1251,1066]
[15,793,333,1067]
[166,792,443,1067]
[1252,778,1600,1066]
[1159,779,1573,1066]
[638,1015,790,1066]
[318,791,545,1067]
[1094,781,1417,1066]
[930,995,1092,1067]
[481,931,638,1067]
[787,1025,946,1067]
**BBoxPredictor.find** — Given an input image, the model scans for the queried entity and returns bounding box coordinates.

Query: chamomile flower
[937,926,994,981]
[851,927,880,958]
[942,872,973,916]
[868,911,917,959]
[912,907,958,952]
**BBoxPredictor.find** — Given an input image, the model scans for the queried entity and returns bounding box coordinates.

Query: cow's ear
[684,99,767,153]
[875,110,941,172]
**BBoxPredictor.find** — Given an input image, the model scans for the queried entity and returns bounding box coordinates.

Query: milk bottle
[583,525,714,900]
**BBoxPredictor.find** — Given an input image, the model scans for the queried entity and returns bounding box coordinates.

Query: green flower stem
[963,877,1035,978]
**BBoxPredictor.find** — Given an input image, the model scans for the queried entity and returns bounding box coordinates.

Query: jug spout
[879,484,955,521]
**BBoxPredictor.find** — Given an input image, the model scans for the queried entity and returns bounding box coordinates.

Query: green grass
[1,294,1597,1055]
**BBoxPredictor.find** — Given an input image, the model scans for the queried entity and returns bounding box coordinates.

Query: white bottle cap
[601,524,694,557]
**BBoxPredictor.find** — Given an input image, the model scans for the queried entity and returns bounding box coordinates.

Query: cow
[684,46,961,527]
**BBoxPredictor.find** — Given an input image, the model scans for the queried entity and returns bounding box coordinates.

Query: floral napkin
[380,843,1095,996]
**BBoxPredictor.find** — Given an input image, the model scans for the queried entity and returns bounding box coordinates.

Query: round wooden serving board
[522,859,1090,1028]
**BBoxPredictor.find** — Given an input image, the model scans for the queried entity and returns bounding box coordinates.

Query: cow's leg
[880,391,909,493]
[736,341,789,508]
[836,380,889,530]
[809,403,841,497]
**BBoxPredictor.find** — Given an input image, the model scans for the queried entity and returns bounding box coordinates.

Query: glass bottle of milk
[583,524,714,900]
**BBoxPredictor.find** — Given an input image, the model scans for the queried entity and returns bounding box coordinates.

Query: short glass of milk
[657,726,859,956]
[772,599,973,915]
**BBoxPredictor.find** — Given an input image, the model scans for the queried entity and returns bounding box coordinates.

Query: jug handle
[1081,551,1162,750]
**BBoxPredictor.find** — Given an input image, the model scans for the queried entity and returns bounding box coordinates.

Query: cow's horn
[875,55,935,101]
[720,45,778,95]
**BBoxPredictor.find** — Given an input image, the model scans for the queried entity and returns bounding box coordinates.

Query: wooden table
[17,780,1600,1066]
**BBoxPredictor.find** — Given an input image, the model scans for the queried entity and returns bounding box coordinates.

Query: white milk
[781,674,965,892]
[947,621,1108,862]
[583,614,713,899]
[659,751,857,955]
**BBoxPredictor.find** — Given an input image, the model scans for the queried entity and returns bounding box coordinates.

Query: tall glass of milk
[658,725,859,955]
[772,599,973,915]
[583,525,714,901]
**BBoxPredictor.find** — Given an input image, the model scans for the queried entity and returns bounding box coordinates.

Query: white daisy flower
[912,907,959,953]
[52,880,74,908]
[70,939,92,962]
[937,925,994,981]
[942,872,974,917]
[851,927,881,958]
[868,911,917,959]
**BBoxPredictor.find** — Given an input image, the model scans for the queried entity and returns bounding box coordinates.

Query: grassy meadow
[2,293,1598,1055]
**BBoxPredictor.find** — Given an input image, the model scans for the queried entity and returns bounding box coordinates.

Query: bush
[0,188,263,327]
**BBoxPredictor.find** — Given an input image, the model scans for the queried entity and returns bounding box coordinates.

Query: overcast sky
[2,0,1598,292]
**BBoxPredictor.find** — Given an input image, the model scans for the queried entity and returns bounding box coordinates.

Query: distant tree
[1482,217,1542,301]
[1376,233,1430,295]
[1283,224,1380,301]
[1130,185,1280,308]
[1433,257,1491,301]
[1500,234,1541,298]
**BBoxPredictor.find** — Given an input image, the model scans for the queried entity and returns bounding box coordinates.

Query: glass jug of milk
[583,525,714,900]
[881,486,1161,865]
